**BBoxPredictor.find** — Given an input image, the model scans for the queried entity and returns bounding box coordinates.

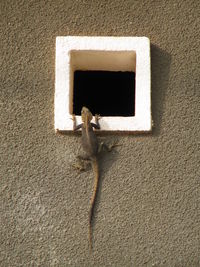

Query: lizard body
[73,106,100,251]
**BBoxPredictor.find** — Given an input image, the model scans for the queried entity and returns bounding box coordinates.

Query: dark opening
[73,70,135,116]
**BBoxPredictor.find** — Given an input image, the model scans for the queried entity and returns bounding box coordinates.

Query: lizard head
[81,106,93,123]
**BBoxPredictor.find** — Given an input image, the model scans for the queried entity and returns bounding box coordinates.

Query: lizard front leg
[72,114,83,131]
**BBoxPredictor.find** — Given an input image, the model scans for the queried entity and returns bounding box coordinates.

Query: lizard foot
[95,114,101,123]
[71,114,77,130]
[71,114,76,121]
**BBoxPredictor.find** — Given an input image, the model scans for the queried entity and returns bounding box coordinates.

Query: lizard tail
[89,157,99,251]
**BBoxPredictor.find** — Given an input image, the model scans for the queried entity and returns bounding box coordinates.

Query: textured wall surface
[0,1,199,266]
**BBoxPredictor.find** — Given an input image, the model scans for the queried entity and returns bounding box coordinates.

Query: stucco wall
[1,1,199,266]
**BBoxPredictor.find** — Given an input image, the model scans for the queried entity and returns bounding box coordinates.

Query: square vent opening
[70,50,136,117]
[73,70,135,116]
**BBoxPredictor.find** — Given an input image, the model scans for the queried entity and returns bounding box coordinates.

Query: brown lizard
[72,106,101,251]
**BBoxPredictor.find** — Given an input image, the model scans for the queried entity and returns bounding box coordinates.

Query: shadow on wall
[151,44,171,136]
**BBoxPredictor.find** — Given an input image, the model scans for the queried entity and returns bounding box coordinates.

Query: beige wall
[1,1,199,266]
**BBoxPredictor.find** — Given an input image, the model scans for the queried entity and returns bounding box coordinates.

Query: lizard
[72,106,101,251]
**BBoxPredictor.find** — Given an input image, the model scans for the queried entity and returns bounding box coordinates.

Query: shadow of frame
[151,44,171,136]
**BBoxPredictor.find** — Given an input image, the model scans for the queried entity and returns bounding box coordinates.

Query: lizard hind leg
[73,155,91,172]
[98,140,119,153]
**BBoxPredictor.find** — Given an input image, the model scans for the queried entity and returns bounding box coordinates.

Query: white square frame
[55,36,151,132]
